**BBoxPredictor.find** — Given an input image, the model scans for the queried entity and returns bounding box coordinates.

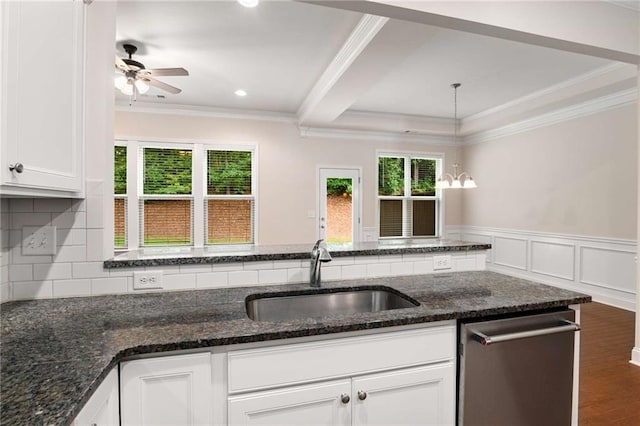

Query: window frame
[376,151,444,239]
[114,139,257,250]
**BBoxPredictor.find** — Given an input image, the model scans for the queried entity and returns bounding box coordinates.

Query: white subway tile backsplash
[413,259,434,274]
[71,199,86,212]
[52,211,86,229]
[85,197,104,229]
[273,260,303,269]
[321,265,342,281]
[378,255,403,263]
[33,263,72,281]
[341,264,367,280]
[390,262,413,276]
[196,272,228,289]
[11,247,52,264]
[243,261,273,271]
[12,281,53,300]
[54,246,86,263]
[329,256,355,267]
[258,269,288,285]
[69,229,87,246]
[12,213,51,227]
[211,262,244,272]
[402,253,426,261]
[179,264,213,274]
[366,263,391,278]
[9,264,33,282]
[91,277,127,295]
[33,199,72,213]
[228,270,258,286]
[287,268,307,283]
[73,262,109,279]
[9,198,34,213]
[354,255,378,265]
[53,279,92,297]
[163,273,196,291]
[1,283,10,303]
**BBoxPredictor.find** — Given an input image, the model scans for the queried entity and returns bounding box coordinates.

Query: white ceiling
[115,1,635,135]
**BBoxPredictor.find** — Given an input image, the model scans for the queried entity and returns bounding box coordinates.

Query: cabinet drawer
[228,325,455,394]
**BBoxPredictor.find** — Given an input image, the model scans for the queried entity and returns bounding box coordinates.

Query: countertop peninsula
[104,239,491,268]
[0,271,590,425]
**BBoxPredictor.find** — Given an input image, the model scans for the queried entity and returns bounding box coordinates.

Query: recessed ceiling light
[238,0,259,8]
[234,89,247,97]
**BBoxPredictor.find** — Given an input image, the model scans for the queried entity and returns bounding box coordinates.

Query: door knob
[358,390,367,400]
[341,394,350,404]
[9,163,24,173]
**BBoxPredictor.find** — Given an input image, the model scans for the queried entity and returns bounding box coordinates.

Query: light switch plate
[22,226,57,255]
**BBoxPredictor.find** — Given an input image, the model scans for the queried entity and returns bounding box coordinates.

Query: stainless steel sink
[245,287,419,322]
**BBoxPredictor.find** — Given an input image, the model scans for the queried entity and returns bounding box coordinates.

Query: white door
[318,168,360,243]
[351,363,455,426]
[120,353,212,426]
[228,379,352,426]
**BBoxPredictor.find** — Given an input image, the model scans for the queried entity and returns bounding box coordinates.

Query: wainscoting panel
[531,241,575,281]
[580,247,636,294]
[447,226,637,311]
[493,236,527,270]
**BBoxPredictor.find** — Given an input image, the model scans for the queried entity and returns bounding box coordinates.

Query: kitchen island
[0,271,590,425]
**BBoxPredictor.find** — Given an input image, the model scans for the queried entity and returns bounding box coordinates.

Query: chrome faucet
[310,239,332,288]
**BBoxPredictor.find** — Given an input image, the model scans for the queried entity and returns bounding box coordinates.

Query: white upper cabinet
[1,0,84,197]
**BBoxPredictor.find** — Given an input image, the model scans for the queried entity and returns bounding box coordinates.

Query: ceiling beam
[297,14,440,126]
[303,0,639,64]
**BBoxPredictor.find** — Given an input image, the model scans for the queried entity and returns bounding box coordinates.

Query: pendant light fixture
[436,83,477,189]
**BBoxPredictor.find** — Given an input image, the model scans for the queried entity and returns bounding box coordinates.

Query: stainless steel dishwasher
[459,309,580,426]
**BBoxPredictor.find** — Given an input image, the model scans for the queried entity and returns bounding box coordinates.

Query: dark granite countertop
[0,271,590,425]
[104,239,491,268]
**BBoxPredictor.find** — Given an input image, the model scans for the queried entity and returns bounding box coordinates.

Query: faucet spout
[310,239,332,288]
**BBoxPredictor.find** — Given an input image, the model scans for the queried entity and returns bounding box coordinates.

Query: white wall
[458,103,638,310]
[115,111,463,245]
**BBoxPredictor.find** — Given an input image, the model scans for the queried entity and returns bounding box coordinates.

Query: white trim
[299,126,453,145]
[115,102,296,124]
[297,14,388,124]
[464,88,637,145]
[464,63,631,124]
[317,166,363,243]
[448,225,637,311]
[631,347,640,367]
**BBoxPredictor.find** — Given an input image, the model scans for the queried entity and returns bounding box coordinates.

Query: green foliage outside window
[410,158,436,196]
[144,148,193,195]
[207,150,252,195]
[378,157,404,196]
[114,146,127,195]
[327,178,352,196]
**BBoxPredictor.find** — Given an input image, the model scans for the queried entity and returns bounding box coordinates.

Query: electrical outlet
[133,271,163,290]
[433,255,452,270]
[22,226,57,255]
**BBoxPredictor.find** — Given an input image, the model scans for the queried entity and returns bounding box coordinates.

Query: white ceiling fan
[114,43,189,97]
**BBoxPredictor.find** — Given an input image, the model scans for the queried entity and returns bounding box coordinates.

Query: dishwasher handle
[469,319,580,346]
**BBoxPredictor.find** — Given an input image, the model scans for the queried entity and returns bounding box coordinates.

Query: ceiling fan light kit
[114,43,189,101]
[436,83,477,190]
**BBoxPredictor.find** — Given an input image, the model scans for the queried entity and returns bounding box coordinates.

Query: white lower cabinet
[351,363,455,426]
[120,352,213,426]
[228,379,352,426]
[227,325,456,426]
[73,368,119,426]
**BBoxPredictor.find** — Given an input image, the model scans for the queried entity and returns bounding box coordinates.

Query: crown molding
[114,102,297,123]
[299,126,454,145]
[296,14,389,124]
[463,63,634,126]
[464,88,637,145]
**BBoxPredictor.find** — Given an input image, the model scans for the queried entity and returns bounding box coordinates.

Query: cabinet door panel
[120,353,212,426]
[2,1,83,193]
[73,368,119,426]
[352,363,455,426]
[228,379,351,426]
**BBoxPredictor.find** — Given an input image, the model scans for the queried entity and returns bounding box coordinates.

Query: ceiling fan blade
[144,76,182,94]
[142,67,189,77]
[115,55,130,72]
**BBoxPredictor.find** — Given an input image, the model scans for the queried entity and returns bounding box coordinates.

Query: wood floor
[579,302,640,425]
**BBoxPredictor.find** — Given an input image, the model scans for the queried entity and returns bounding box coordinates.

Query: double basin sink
[246,286,420,322]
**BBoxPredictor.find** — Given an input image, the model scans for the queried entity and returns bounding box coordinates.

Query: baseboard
[631,347,640,367]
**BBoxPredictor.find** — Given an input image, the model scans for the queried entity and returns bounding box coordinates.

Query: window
[206,150,254,244]
[114,141,256,249]
[377,154,440,238]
